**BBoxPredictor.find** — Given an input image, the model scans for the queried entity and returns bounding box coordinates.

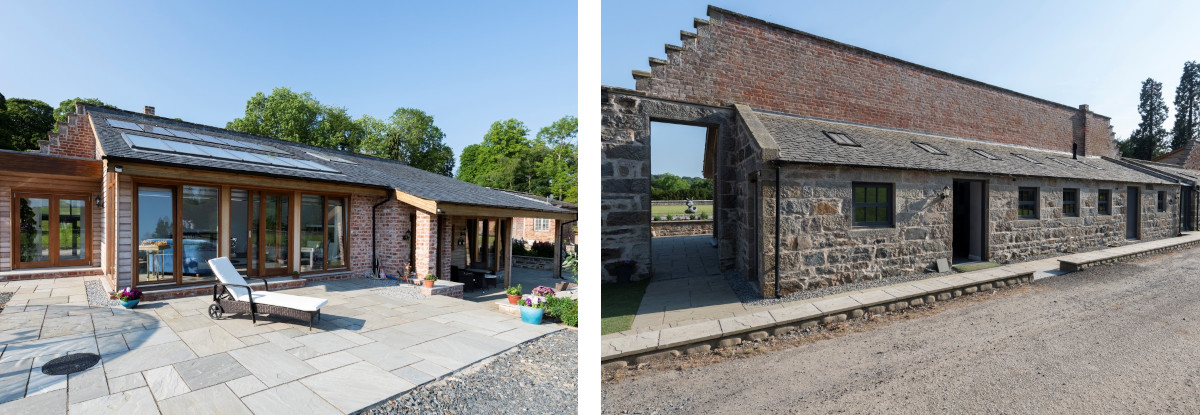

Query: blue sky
[604,1,1200,177]
[0,1,577,166]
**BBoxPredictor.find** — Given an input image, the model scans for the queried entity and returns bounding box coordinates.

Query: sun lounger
[206,257,328,329]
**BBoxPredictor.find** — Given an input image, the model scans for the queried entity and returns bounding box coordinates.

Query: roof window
[823,131,860,147]
[1012,153,1043,164]
[971,149,1001,160]
[912,142,947,155]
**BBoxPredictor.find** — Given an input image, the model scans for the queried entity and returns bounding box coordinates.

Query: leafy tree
[1173,61,1200,151]
[650,173,713,200]
[1115,135,1134,158]
[226,87,364,151]
[533,116,577,202]
[54,98,110,130]
[361,108,456,176]
[0,92,10,150]
[457,119,535,191]
[1129,78,1170,160]
[2,98,55,151]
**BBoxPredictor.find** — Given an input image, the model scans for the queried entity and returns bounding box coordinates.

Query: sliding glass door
[14,194,89,269]
[135,184,221,287]
[231,189,290,277]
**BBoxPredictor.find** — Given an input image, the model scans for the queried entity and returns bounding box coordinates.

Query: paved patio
[631,236,746,331]
[0,276,561,414]
[462,267,576,303]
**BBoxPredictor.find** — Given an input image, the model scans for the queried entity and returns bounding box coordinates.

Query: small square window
[1013,154,1043,164]
[823,131,860,147]
[852,182,893,228]
[1098,189,1111,215]
[1018,187,1039,219]
[1158,191,1166,212]
[534,218,551,231]
[1063,188,1079,217]
[913,142,947,155]
[971,149,1001,160]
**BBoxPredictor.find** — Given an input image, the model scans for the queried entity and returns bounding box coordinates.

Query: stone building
[600,6,1199,297]
[0,104,574,298]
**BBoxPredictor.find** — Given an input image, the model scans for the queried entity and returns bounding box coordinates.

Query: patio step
[1059,233,1200,272]
[0,266,103,282]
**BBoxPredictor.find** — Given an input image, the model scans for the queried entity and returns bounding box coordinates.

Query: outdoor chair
[206,257,328,329]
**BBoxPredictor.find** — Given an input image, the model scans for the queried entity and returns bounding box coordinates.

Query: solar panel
[912,142,947,155]
[258,144,288,154]
[162,140,211,157]
[164,128,199,140]
[144,125,174,136]
[190,133,228,146]
[1078,160,1103,170]
[306,151,357,164]
[288,158,338,172]
[223,149,271,164]
[123,133,174,152]
[194,145,239,160]
[107,118,143,131]
[260,155,302,168]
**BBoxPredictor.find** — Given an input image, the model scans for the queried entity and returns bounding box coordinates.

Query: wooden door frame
[131,181,226,289]
[11,192,92,269]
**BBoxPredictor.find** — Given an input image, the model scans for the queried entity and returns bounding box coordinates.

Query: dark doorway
[1127,187,1140,240]
[1182,187,1194,233]
[952,180,987,264]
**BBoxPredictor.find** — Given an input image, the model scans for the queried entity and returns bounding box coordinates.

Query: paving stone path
[0,276,561,414]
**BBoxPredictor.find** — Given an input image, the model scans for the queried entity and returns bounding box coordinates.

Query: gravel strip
[365,329,577,415]
[369,280,426,301]
[86,280,120,307]
[0,292,12,312]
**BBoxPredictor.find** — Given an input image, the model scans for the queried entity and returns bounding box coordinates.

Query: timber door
[1127,187,1140,240]
[232,189,290,277]
[13,194,89,269]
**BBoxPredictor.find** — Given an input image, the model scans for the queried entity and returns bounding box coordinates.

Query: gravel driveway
[603,248,1200,414]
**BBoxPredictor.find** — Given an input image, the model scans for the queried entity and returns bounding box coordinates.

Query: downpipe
[372,197,390,276]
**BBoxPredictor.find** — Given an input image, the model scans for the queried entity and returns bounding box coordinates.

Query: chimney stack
[144,106,155,116]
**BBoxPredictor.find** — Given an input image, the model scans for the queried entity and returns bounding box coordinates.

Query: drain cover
[41,353,101,376]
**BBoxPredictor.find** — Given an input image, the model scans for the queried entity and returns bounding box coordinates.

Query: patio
[462,266,577,303]
[0,275,562,414]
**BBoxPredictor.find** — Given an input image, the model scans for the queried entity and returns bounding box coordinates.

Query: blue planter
[520,306,544,325]
[119,299,140,309]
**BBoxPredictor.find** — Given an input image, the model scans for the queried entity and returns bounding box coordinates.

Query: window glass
[180,186,219,284]
[301,194,325,272]
[1098,190,1111,215]
[137,187,174,284]
[1158,191,1166,212]
[1018,187,1039,219]
[1063,189,1079,217]
[852,183,892,227]
[327,198,346,268]
[57,199,87,262]
[17,197,51,263]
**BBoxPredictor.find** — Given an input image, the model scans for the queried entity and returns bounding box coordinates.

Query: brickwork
[40,107,99,159]
[352,195,411,278]
[513,217,556,242]
[449,216,468,268]
[438,216,452,278]
[636,7,1117,157]
[413,210,437,278]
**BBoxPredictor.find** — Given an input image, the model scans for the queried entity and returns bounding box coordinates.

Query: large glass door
[260,193,290,276]
[134,184,221,288]
[14,194,89,269]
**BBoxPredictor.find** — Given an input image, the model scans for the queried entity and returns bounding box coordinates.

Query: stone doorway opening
[649,121,718,279]
[952,179,988,264]
[1127,186,1141,240]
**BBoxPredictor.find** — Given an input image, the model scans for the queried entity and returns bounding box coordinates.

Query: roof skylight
[912,142,947,155]
[119,133,337,174]
[971,149,1001,160]
[1012,154,1043,164]
[106,118,143,131]
[822,131,860,147]
[1050,158,1076,168]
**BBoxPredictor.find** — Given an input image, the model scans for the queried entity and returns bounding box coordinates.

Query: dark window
[823,131,860,147]
[913,142,947,155]
[1098,189,1111,215]
[852,183,893,227]
[1018,187,1039,219]
[1063,188,1079,217]
[1158,191,1166,212]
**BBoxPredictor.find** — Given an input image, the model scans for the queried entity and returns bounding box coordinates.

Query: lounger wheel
[207,303,224,320]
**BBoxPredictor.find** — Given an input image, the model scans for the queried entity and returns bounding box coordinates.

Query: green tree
[456,119,535,191]
[226,87,364,151]
[1173,61,1200,151]
[361,108,456,176]
[533,116,578,202]
[2,98,55,151]
[54,98,110,130]
[0,92,10,150]
[1129,78,1170,160]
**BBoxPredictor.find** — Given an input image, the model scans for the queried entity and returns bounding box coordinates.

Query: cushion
[237,291,327,312]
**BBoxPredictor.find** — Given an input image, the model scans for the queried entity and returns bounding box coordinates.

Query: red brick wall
[42,108,99,159]
[513,217,556,242]
[350,194,414,278]
[413,210,437,277]
[638,7,1116,157]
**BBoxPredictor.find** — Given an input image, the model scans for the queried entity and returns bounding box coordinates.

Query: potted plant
[505,284,522,304]
[519,295,548,324]
[117,287,142,309]
[423,273,437,288]
[531,285,556,299]
[292,270,300,280]
[611,259,636,284]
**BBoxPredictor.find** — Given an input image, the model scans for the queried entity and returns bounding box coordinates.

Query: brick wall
[512,217,556,243]
[40,107,99,159]
[413,210,437,278]
[636,7,1116,158]
[349,194,413,278]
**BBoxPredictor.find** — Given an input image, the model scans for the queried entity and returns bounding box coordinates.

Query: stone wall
[512,255,556,270]
[633,6,1117,158]
[764,164,1182,296]
[651,220,713,237]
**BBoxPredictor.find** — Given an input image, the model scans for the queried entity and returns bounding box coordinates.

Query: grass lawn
[651,204,714,219]
[601,278,652,335]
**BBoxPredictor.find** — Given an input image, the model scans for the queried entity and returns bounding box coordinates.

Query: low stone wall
[513,255,556,270]
[651,220,713,237]
[652,200,714,206]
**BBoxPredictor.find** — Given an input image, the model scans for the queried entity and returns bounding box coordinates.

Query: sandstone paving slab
[390,318,465,340]
[811,296,862,314]
[403,331,516,369]
[70,386,160,415]
[768,302,822,325]
[882,284,927,298]
[157,384,253,415]
[26,354,68,396]
[0,331,96,364]
[361,326,428,349]
[288,331,358,360]
[38,315,94,340]
[97,334,129,359]
[304,350,362,372]
[0,358,32,403]
[716,311,777,336]
[408,359,454,379]
[177,325,245,357]
[601,330,660,360]
[392,365,435,386]
[258,331,302,350]
[849,289,896,306]
[67,365,109,405]
[910,279,953,292]
[658,320,723,350]
[108,373,146,394]
[934,274,977,288]
[224,374,267,398]
[346,342,422,371]
[241,381,340,415]
[143,365,191,400]
[300,361,415,413]
[328,329,373,346]
[237,334,268,346]
[493,325,559,344]
[122,326,182,349]
[0,387,64,415]
[103,340,198,378]
[173,352,250,391]
[226,343,317,388]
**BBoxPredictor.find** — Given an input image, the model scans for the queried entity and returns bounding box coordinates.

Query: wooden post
[504,218,514,288]
[552,219,563,279]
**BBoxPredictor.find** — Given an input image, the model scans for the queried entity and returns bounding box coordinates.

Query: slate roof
[754,110,1176,185]
[86,105,572,215]
[1123,158,1200,184]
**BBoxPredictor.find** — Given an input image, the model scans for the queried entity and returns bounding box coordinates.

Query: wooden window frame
[533,218,551,232]
[1018,187,1039,219]
[1062,188,1079,217]
[132,181,226,289]
[11,192,92,269]
[851,182,894,228]
[298,193,350,274]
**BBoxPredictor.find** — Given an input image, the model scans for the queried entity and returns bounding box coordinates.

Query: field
[650,204,713,219]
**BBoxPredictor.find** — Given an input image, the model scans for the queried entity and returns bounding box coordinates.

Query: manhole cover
[41,353,101,376]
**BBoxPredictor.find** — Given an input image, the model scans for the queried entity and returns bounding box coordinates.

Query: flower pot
[507,294,520,304]
[520,306,544,324]
[423,279,435,288]
[119,299,140,309]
